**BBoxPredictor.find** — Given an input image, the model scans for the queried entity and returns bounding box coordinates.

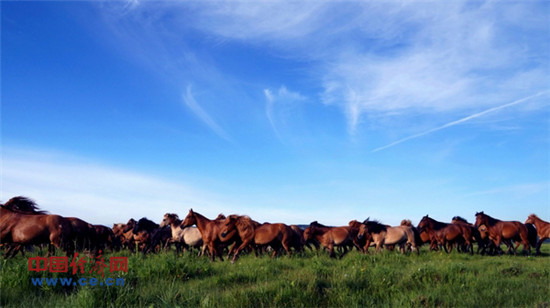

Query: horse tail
[409,226,422,248]
[525,223,538,248]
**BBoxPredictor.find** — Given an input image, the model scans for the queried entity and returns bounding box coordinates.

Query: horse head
[525,214,537,225]
[474,211,487,227]
[181,209,196,228]
[220,215,238,238]
[122,219,136,233]
[160,213,178,227]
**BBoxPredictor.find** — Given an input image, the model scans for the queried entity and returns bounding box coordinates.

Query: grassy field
[1,245,549,307]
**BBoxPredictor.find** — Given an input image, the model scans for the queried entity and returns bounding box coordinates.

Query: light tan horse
[525,214,550,255]
[221,215,293,263]
[160,213,203,254]
[358,219,419,254]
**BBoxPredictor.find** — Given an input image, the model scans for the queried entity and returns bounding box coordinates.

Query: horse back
[323,226,351,246]
[499,221,527,240]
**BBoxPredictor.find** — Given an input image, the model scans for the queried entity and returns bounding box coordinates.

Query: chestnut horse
[303,221,359,258]
[418,215,471,254]
[181,209,237,261]
[525,214,549,255]
[221,215,293,263]
[358,219,419,254]
[0,196,73,257]
[474,211,530,255]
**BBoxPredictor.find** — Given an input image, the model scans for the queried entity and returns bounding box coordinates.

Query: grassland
[1,245,549,307]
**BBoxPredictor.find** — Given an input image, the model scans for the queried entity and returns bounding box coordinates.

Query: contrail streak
[371,91,549,153]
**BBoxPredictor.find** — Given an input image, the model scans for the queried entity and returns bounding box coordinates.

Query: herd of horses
[1,196,549,262]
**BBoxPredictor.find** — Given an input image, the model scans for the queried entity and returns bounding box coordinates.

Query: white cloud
[1,148,229,226]
[98,1,549,135]
[264,86,306,142]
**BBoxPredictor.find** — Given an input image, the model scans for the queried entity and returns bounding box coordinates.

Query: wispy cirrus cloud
[98,1,549,136]
[264,86,306,142]
[182,85,232,142]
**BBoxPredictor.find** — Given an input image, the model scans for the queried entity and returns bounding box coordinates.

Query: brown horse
[181,209,237,261]
[451,216,481,254]
[303,221,359,258]
[525,214,550,255]
[93,225,118,252]
[0,196,73,257]
[418,215,471,254]
[359,219,419,254]
[221,215,293,263]
[66,217,96,252]
[474,211,530,255]
[289,225,306,252]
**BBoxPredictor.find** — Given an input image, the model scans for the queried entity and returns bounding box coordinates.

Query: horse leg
[231,239,253,264]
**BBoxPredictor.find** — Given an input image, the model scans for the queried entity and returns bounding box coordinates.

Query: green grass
[1,246,549,307]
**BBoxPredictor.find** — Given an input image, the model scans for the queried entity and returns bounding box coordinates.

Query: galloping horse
[525,214,550,255]
[451,216,482,254]
[66,217,96,252]
[303,221,359,258]
[358,219,419,254]
[160,213,203,254]
[474,211,530,255]
[418,215,471,254]
[181,209,237,261]
[221,215,293,263]
[0,196,73,257]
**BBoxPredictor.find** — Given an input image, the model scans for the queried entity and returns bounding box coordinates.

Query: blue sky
[2,1,549,226]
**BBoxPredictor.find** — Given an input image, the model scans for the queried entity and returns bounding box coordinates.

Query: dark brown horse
[221,215,293,263]
[451,216,482,254]
[66,217,96,252]
[474,211,530,255]
[418,215,472,254]
[0,196,73,257]
[525,214,549,255]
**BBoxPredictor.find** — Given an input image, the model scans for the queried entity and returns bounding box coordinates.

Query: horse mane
[215,213,226,220]
[452,216,469,224]
[235,215,257,236]
[309,221,331,228]
[400,219,413,226]
[1,196,49,214]
[362,219,387,233]
[135,217,160,232]
[476,211,499,226]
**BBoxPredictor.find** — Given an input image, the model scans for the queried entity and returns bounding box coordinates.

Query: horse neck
[430,218,448,230]
[530,216,544,228]
[483,214,500,227]
[192,212,211,232]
